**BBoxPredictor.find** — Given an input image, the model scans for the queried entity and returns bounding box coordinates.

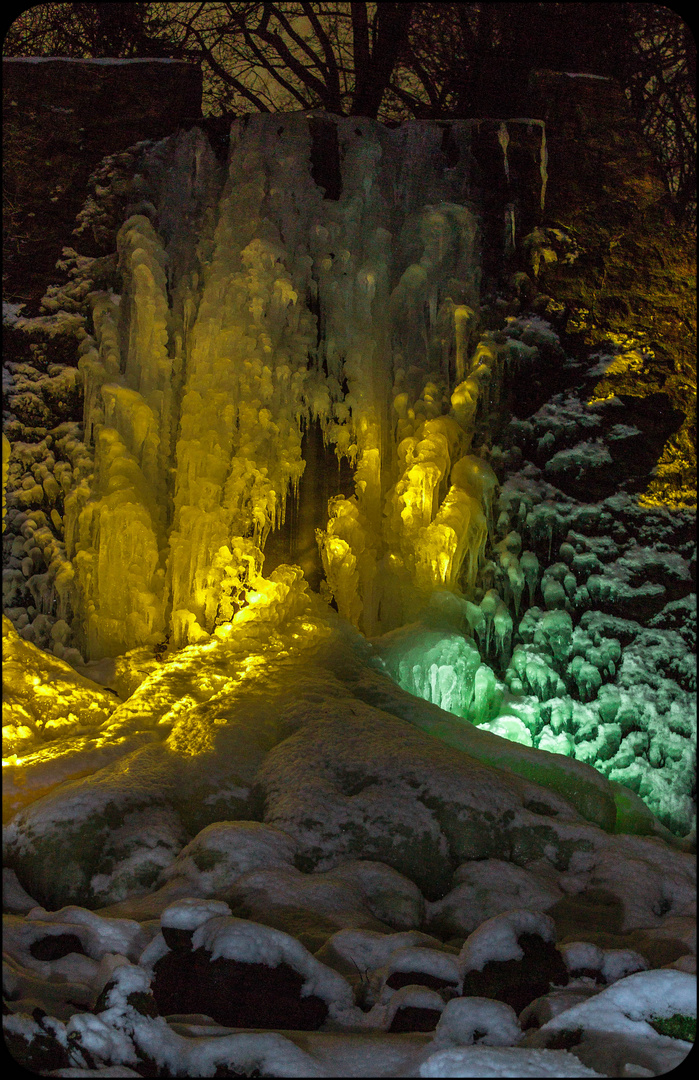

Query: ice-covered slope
[3,571,689,911]
[3,589,695,1075]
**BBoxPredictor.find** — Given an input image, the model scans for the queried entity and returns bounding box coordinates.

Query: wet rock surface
[152,949,329,1030]
[461,930,570,1014]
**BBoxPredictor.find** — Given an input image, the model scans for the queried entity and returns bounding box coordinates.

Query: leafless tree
[624,4,696,226]
[3,2,413,119]
[4,2,694,224]
[396,3,695,226]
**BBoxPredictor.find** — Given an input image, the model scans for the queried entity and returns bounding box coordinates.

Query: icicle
[412,662,425,700]
[507,560,525,619]
[464,598,484,642]
[453,305,475,383]
[505,204,516,257]
[493,601,513,666]
[473,663,497,725]
[497,123,510,182]
[547,523,555,565]
[520,550,540,608]
[450,454,498,535]
[540,126,548,212]
[479,588,500,659]
[429,661,440,705]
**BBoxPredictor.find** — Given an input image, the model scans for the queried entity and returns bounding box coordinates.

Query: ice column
[65,215,172,658]
[167,117,318,646]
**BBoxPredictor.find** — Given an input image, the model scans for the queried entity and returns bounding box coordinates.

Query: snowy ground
[2,570,696,1075]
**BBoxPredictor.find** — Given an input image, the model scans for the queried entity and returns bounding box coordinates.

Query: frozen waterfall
[65,112,536,658]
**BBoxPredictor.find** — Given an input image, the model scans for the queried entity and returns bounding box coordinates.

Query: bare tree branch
[300,1,342,106]
[4,1,694,224]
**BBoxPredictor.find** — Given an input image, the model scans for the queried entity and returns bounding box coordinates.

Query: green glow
[377,619,693,845]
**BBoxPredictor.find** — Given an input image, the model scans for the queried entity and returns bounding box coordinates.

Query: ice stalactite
[450,456,499,534]
[540,126,548,212]
[452,304,477,385]
[117,214,174,510]
[78,294,122,449]
[317,495,374,629]
[66,112,545,656]
[493,601,513,666]
[520,550,541,609]
[166,215,313,647]
[494,118,547,212]
[479,588,501,659]
[505,203,516,258]
[497,123,510,182]
[405,451,498,615]
[507,559,526,619]
[473,663,499,725]
[373,619,482,719]
[69,425,166,659]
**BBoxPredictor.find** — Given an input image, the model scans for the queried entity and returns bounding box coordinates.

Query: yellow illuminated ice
[56,117,502,651]
[2,616,120,817]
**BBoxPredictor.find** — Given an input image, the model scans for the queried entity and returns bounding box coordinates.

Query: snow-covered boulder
[426,859,562,936]
[158,819,298,894]
[459,909,568,1013]
[371,945,462,1003]
[524,967,696,1076]
[385,984,446,1032]
[322,858,426,930]
[313,927,445,987]
[224,864,388,949]
[434,995,522,1047]
[148,914,354,1029]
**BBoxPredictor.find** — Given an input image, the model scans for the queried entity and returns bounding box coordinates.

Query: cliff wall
[3,58,202,311]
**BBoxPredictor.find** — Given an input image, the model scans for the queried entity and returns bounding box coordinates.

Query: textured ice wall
[2,433,11,532]
[69,113,530,657]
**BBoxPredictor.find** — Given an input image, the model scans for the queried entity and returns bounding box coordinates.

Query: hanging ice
[63,113,540,657]
[497,122,510,182]
[540,125,548,212]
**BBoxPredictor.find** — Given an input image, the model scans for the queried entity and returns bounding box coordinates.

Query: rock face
[3,57,202,140]
[461,929,569,1014]
[152,949,329,1029]
[389,1004,443,1032]
[3,58,202,311]
[524,71,695,508]
[3,1012,74,1074]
